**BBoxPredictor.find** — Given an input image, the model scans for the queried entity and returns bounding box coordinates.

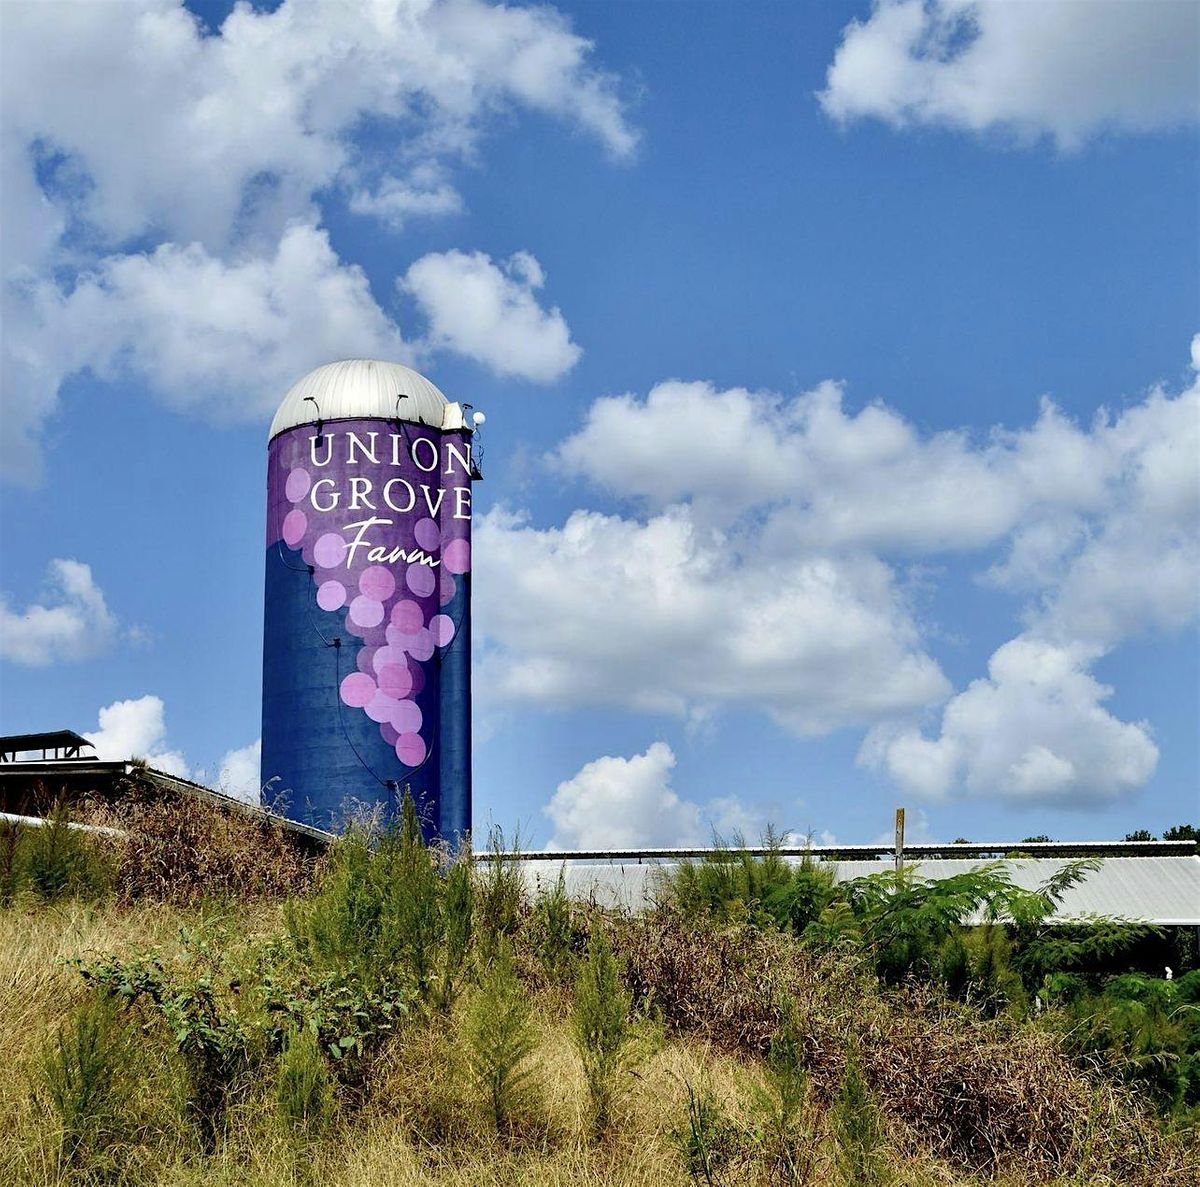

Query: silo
[261,359,477,839]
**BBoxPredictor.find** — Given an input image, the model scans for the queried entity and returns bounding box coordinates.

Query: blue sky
[1,0,1197,846]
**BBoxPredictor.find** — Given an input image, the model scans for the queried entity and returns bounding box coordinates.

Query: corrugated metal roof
[513,856,1200,925]
[269,359,453,440]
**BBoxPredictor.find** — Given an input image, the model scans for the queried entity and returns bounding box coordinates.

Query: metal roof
[512,855,1200,925]
[269,359,458,441]
[0,731,95,760]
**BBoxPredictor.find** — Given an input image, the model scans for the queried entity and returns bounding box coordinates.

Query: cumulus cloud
[519,339,1199,807]
[819,0,1199,149]
[862,637,1159,803]
[0,559,119,666]
[217,738,262,805]
[403,249,582,382]
[544,742,759,849]
[87,695,189,776]
[2,0,632,480]
[10,223,407,456]
[476,505,949,733]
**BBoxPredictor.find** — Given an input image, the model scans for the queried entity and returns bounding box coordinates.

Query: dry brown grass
[2,899,1197,1187]
[81,789,319,905]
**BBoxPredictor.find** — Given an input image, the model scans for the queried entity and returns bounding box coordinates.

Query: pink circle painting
[442,539,470,574]
[378,663,413,698]
[390,599,423,632]
[395,733,426,766]
[339,672,375,708]
[391,699,422,734]
[359,565,395,601]
[349,595,384,628]
[314,532,346,569]
[414,517,441,551]
[316,580,346,611]
[285,467,311,503]
[429,614,455,647]
[281,509,307,547]
[406,563,436,598]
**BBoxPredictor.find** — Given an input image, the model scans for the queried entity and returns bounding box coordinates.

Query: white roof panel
[513,856,1200,924]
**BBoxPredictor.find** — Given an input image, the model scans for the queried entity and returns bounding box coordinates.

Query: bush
[288,796,444,999]
[78,932,256,1151]
[22,803,113,902]
[94,788,314,905]
[475,825,525,963]
[830,1054,890,1187]
[276,1025,332,1136]
[529,867,577,986]
[748,1005,818,1185]
[463,940,539,1133]
[572,926,636,1136]
[42,997,130,1172]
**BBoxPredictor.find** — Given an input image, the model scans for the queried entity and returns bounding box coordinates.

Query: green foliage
[572,926,636,1135]
[435,852,475,1012]
[287,795,449,1002]
[747,1006,817,1184]
[1048,972,1200,1115]
[669,828,811,929]
[42,996,130,1172]
[475,824,525,963]
[1163,824,1199,843]
[78,932,255,1150]
[830,1055,889,1187]
[674,1080,739,1186]
[21,804,112,903]
[1124,830,1156,842]
[463,940,539,1133]
[0,819,22,906]
[263,963,409,1069]
[530,867,576,985]
[275,1024,332,1135]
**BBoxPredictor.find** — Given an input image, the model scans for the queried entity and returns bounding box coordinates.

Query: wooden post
[894,807,905,874]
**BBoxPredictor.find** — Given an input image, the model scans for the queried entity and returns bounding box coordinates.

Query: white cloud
[217,738,262,806]
[87,694,189,776]
[0,559,119,666]
[862,637,1159,803]
[2,0,632,480]
[819,0,1199,149]
[403,249,582,382]
[545,742,699,848]
[348,166,464,230]
[476,505,949,733]
[527,339,1199,807]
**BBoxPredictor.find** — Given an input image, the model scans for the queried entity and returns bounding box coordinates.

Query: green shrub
[435,852,474,1011]
[276,1024,332,1135]
[475,825,525,963]
[79,933,255,1151]
[0,819,23,906]
[42,996,130,1173]
[572,926,636,1136]
[24,804,112,902]
[530,866,576,985]
[748,1006,817,1184]
[463,940,538,1133]
[830,1054,889,1187]
[288,795,443,999]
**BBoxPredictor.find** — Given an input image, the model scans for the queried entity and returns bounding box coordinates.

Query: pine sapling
[572,925,635,1136]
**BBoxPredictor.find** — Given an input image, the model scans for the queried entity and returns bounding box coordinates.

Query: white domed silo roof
[269,359,456,440]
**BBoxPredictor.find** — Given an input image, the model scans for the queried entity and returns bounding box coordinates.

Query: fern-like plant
[572,926,635,1136]
[463,940,539,1133]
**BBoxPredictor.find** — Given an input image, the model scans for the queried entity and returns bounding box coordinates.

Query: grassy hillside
[0,797,1197,1186]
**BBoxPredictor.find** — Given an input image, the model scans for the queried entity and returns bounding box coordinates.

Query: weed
[572,925,636,1136]
[42,996,129,1173]
[276,1024,332,1136]
[463,940,539,1133]
[831,1054,889,1187]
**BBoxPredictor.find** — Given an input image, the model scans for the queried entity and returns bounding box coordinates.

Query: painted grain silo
[261,360,478,840]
